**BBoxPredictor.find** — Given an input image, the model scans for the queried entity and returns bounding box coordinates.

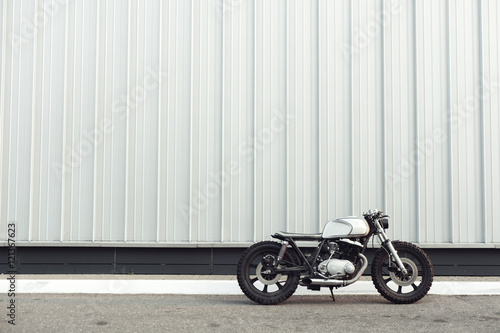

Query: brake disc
[389,257,418,287]
[256,262,282,285]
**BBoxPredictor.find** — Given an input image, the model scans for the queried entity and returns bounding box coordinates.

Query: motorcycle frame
[272,212,408,277]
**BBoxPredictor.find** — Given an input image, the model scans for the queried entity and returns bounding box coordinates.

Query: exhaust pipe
[300,253,368,287]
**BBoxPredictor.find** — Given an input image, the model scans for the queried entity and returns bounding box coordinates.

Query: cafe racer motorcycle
[237,209,433,304]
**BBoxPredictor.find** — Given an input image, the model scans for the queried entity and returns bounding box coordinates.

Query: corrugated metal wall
[1,0,499,246]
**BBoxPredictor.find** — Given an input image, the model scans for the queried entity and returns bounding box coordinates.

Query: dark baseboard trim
[3,247,499,276]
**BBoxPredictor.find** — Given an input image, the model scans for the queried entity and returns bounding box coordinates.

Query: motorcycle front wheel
[237,241,300,305]
[371,241,433,304]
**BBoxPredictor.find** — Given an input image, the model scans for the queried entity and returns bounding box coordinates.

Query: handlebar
[363,209,390,219]
[364,208,380,216]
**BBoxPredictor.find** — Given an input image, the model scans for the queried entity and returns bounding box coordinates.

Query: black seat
[273,231,323,241]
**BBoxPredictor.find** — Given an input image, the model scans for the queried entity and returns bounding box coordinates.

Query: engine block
[318,259,355,277]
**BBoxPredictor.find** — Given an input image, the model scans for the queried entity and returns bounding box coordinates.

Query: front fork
[377,230,408,275]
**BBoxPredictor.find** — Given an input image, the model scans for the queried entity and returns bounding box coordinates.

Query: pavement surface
[2,275,500,332]
[1,294,500,333]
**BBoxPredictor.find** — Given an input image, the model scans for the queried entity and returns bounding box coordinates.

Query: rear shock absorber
[277,241,289,261]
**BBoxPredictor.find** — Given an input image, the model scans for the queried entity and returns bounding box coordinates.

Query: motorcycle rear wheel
[371,241,433,304]
[237,241,300,305]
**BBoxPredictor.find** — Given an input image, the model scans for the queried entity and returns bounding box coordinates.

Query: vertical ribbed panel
[219,0,255,241]
[253,0,288,241]
[1,0,499,246]
[189,0,222,242]
[318,0,353,224]
[449,0,484,243]
[384,0,419,242]
[481,0,500,244]
[414,0,452,243]
[287,0,319,233]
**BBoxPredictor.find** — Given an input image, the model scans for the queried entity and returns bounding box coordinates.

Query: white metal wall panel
[288,0,319,234]
[318,0,352,225]
[384,0,418,242]
[1,0,499,246]
[481,0,500,244]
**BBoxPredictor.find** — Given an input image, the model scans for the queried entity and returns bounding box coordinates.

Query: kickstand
[329,286,336,302]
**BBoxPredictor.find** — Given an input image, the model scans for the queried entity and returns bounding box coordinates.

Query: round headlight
[380,217,389,229]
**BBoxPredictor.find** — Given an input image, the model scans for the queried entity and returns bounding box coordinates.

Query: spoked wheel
[237,241,300,305]
[372,241,433,304]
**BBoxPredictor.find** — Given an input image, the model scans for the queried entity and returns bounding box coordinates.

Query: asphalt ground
[2,294,500,333]
[2,275,499,332]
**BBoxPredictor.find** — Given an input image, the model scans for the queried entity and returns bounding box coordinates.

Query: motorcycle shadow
[226,294,397,306]
[286,294,392,305]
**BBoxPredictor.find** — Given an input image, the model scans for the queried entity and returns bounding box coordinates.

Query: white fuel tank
[322,217,370,239]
